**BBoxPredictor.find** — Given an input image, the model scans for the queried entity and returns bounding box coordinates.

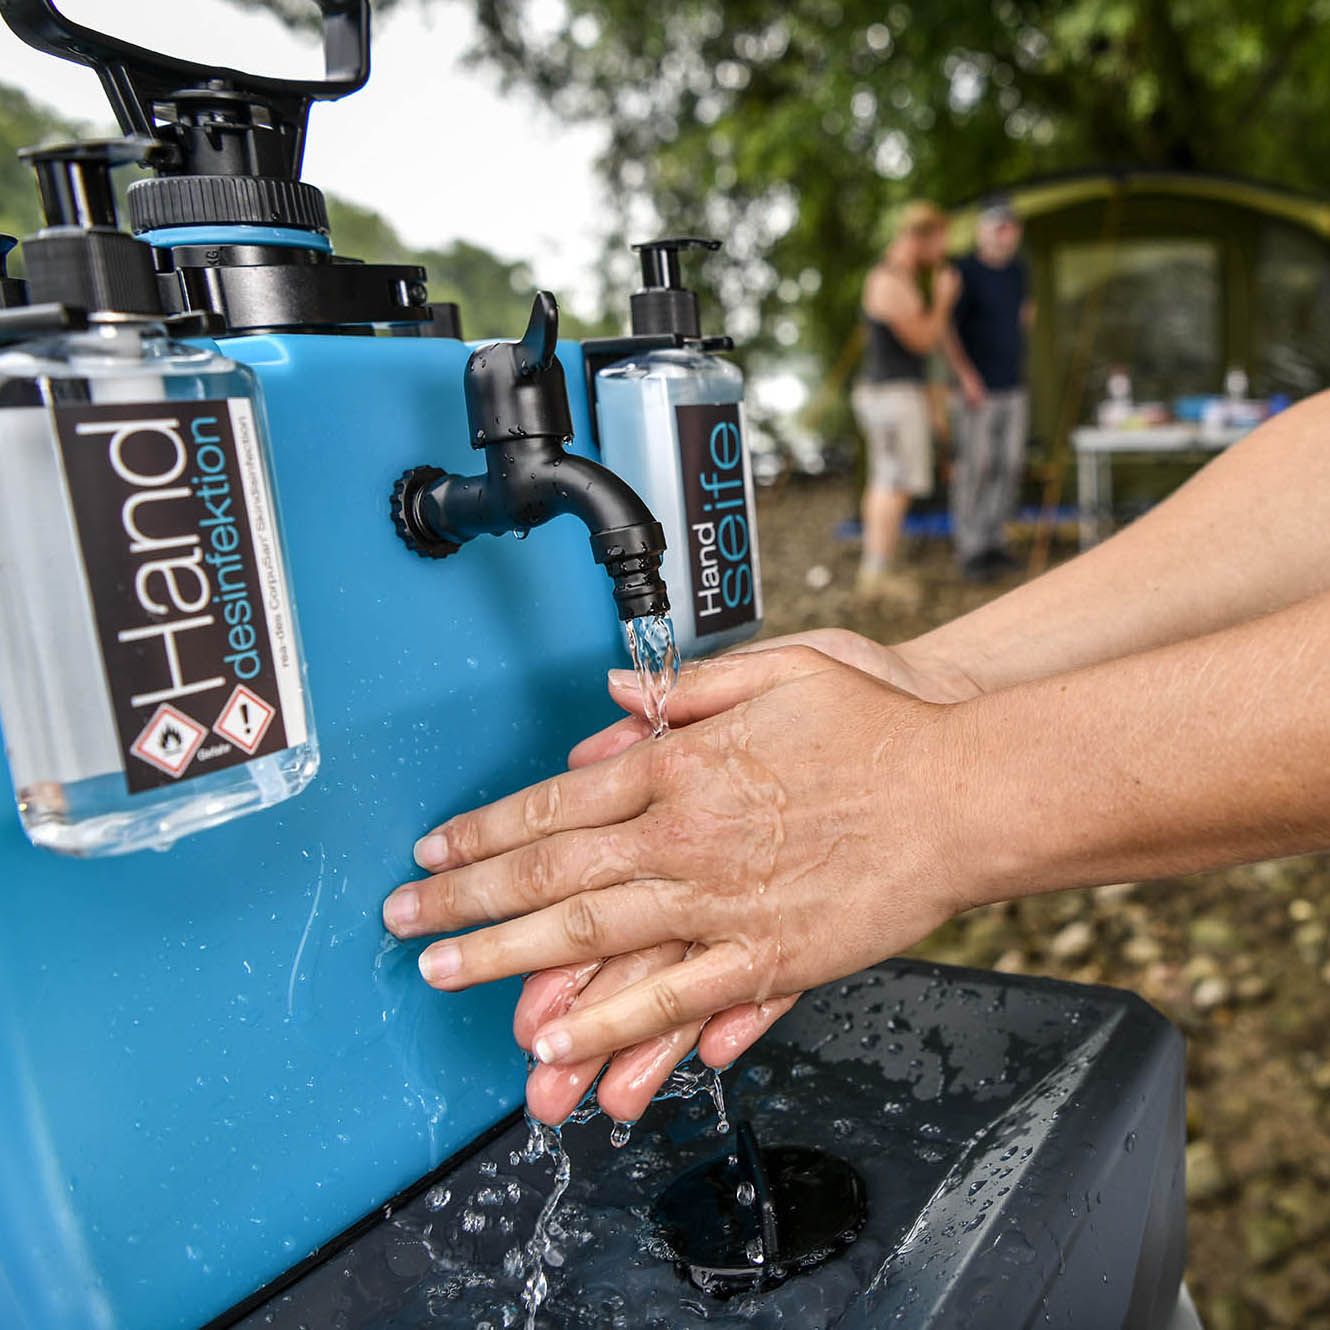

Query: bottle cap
[18,138,165,317]
[126,88,331,235]
[629,237,720,337]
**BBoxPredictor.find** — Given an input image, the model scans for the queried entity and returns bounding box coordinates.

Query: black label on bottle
[54,398,307,794]
[676,402,759,636]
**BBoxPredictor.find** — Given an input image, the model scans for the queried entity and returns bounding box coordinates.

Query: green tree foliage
[325,194,606,338]
[460,0,1330,374]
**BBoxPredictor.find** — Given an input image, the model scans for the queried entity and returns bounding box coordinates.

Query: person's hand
[959,368,988,409]
[384,647,976,1085]
[574,630,981,766]
[933,263,962,311]
[511,629,979,1124]
[514,942,799,1124]
[515,660,801,1124]
[734,628,983,703]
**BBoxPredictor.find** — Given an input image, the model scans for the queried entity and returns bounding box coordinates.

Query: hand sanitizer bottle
[0,140,318,856]
[593,239,762,657]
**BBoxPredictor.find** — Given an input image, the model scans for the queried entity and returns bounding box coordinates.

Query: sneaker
[984,548,1020,575]
[960,554,997,584]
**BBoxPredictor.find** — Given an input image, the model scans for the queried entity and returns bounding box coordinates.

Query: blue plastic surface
[137,226,333,252]
[0,335,629,1329]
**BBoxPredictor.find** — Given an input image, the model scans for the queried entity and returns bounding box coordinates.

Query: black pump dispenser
[630,237,720,337]
[18,138,163,317]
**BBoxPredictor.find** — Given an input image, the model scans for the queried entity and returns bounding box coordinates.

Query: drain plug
[653,1119,868,1298]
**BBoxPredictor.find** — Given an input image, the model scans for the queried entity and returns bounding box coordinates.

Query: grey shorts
[851,380,933,497]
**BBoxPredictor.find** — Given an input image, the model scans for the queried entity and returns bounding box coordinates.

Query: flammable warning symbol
[131,704,207,778]
[213,684,276,756]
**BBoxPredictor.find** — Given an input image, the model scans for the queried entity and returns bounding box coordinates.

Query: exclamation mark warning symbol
[213,684,277,756]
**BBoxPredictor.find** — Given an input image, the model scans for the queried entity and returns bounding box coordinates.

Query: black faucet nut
[390,466,460,559]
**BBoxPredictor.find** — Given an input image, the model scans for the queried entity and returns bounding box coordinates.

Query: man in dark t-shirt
[943,198,1033,580]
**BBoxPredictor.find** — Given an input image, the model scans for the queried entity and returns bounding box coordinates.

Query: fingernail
[533,1027,574,1064]
[383,887,419,933]
[414,832,447,869]
[607,669,639,691]
[419,943,461,984]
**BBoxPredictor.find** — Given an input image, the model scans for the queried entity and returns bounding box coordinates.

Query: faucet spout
[390,292,670,622]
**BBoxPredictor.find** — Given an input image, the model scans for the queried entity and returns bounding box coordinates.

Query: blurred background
[3,3,1329,1326]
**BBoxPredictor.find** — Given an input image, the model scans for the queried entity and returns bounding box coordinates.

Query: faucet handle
[464,290,573,448]
[516,289,559,374]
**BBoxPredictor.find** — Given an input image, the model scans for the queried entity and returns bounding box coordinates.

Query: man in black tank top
[942,197,1033,581]
[851,200,960,605]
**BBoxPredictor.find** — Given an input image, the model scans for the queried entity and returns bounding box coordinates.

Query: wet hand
[518,630,972,1124]
[514,943,799,1124]
[517,696,798,1125]
[384,647,971,1078]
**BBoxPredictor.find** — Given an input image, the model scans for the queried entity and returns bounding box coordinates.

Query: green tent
[950,170,1330,452]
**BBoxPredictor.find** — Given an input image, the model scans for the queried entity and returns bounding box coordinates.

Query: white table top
[1072,423,1253,453]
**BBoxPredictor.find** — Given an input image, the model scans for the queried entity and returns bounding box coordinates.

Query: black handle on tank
[0,0,369,180]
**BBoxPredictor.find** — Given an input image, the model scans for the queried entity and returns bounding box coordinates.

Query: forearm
[904,391,1330,693]
[940,325,978,383]
[947,589,1330,907]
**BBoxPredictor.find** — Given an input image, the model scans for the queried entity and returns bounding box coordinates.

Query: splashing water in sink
[627,615,680,738]
[520,1058,730,1328]
[520,615,696,1325]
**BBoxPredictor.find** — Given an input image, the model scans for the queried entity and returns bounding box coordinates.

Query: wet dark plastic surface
[233,959,1187,1329]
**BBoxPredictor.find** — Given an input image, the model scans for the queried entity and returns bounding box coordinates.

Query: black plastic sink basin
[227,959,1187,1329]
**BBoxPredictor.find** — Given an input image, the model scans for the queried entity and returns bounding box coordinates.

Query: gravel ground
[750,476,1330,1330]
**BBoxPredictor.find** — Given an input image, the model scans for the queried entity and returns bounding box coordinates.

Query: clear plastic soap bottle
[594,238,762,657]
[0,140,318,856]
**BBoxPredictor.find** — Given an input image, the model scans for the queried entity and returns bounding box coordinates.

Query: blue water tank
[0,334,630,1329]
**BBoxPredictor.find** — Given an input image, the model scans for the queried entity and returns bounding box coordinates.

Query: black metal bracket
[0,302,224,344]
[580,331,735,449]
[149,243,431,333]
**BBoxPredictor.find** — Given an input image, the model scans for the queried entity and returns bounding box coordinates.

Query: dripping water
[518,1055,731,1326]
[519,613,703,1323]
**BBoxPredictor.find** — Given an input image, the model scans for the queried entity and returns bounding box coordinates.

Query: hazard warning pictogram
[130,704,207,778]
[213,684,276,755]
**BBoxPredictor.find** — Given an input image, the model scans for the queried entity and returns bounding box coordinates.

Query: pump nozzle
[391,292,670,622]
[17,138,165,317]
[22,137,148,230]
[630,237,720,337]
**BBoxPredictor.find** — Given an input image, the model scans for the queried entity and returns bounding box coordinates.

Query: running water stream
[520,613,727,1327]
[626,614,680,738]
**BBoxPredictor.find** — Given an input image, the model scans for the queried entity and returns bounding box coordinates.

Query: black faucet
[391,291,670,622]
